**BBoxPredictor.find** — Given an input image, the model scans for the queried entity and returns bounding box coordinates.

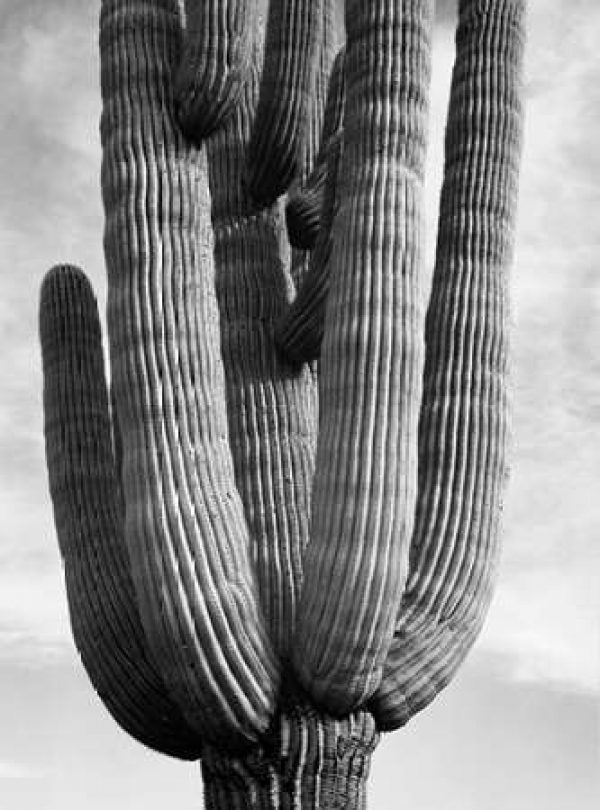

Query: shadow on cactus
[39,0,526,805]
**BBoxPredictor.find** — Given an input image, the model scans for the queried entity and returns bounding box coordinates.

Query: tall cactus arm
[100,0,278,749]
[39,265,202,760]
[174,0,257,140]
[286,45,346,251]
[245,0,325,206]
[292,0,434,714]
[371,0,526,731]
[207,14,333,657]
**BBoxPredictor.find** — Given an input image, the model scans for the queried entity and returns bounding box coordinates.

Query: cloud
[0,0,106,646]
[479,558,598,694]
[0,761,45,780]
[0,548,73,665]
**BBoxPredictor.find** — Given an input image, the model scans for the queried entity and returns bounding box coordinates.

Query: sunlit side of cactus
[39,0,525,805]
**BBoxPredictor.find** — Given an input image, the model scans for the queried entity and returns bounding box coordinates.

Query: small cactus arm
[277,48,346,364]
[39,264,203,759]
[371,0,526,731]
[285,45,346,251]
[292,0,434,713]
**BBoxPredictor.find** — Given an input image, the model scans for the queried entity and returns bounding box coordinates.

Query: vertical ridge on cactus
[175,0,257,140]
[39,265,203,760]
[100,0,278,748]
[371,0,526,731]
[292,0,434,713]
[245,0,324,205]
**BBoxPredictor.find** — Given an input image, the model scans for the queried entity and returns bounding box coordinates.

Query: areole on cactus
[39,0,526,806]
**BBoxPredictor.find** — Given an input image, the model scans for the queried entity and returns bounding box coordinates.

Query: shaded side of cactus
[285,45,346,251]
[276,127,343,365]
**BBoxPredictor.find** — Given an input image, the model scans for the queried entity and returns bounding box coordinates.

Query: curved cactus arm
[174,0,257,141]
[206,13,334,657]
[245,0,324,206]
[101,0,278,749]
[39,265,202,760]
[292,0,434,714]
[285,45,346,251]
[371,0,526,731]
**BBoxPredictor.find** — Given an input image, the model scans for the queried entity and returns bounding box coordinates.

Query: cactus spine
[39,0,525,805]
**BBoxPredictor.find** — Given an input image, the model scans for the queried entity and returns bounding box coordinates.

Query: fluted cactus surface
[175,0,257,140]
[206,13,333,657]
[292,0,434,714]
[245,0,325,205]
[101,0,279,749]
[201,684,378,809]
[40,265,202,760]
[371,0,526,730]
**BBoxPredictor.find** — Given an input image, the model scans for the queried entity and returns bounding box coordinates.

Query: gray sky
[0,1,598,808]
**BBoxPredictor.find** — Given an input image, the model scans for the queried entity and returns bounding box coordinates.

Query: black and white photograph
[0,1,597,808]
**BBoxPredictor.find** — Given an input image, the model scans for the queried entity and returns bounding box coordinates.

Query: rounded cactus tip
[39,264,98,331]
[41,263,91,294]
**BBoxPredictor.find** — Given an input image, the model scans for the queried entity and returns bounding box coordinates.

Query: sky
[0,0,598,808]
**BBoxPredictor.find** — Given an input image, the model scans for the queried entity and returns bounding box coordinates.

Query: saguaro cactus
[39,0,525,806]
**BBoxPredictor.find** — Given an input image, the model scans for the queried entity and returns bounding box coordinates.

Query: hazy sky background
[0,0,598,808]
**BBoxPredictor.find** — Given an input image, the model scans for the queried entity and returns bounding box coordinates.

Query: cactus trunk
[201,684,378,809]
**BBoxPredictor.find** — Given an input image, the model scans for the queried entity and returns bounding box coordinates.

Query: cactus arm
[245,0,325,206]
[285,45,346,251]
[39,265,202,760]
[174,0,257,140]
[371,0,526,731]
[101,0,278,749]
[292,0,434,714]
[206,12,334,657]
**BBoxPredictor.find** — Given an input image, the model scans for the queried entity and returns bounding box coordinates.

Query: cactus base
[201,682,379,809]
